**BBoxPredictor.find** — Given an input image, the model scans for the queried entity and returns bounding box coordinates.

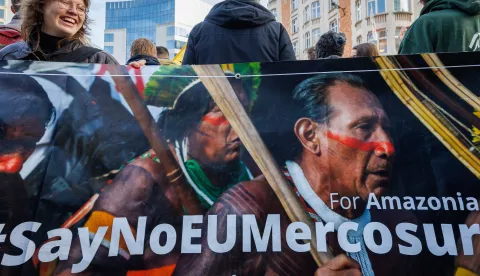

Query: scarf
[285,160,375,276]
[185,159,251,209]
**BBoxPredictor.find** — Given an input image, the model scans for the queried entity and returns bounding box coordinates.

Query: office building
[268,0,422,59]
[104,0,212,64]
[0,0,16,25]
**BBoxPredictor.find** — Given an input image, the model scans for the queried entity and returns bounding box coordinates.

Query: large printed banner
[0,53,479,276]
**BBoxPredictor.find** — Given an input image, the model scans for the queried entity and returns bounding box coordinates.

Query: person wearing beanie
[314,31,346,59]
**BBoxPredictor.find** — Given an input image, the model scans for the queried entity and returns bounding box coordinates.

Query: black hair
[0,71,55,127]
[315,31,347,59]
[157,76,246,143]
[260,73,369,165]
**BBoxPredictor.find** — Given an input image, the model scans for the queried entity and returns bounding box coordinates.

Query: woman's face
[42,0,86,38]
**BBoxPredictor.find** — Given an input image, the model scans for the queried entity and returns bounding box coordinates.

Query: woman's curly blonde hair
[20,0,92,51]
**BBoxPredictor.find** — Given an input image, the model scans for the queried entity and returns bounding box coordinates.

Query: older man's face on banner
[320,83,395,200]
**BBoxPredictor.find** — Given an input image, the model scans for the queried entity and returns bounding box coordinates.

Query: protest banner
[0,52,479,276]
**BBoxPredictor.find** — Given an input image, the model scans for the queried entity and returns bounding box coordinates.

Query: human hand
[128,59,146,69]
[314,254,362,276]
[456,206,480,275]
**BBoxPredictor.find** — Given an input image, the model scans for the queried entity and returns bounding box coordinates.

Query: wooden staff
[33,194,100,267]
[108,66,203,216]
[192,64,334,267]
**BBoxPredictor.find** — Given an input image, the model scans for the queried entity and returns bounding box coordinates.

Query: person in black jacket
[126,38,161,66]
[182,0,296,65]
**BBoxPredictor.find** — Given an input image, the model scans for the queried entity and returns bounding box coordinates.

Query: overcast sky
[88,0,268,48]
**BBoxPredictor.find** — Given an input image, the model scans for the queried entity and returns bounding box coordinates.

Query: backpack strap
[55,46,103,63]
[0,26,21,33]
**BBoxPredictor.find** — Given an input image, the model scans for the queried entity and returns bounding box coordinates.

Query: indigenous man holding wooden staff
[54,72,253,275]
[175,73,424,275]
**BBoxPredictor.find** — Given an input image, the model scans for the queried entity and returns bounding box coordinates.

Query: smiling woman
[0,0,118,63]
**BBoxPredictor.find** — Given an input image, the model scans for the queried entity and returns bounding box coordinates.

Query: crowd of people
[0,0,478,64]
[0,0,479,276]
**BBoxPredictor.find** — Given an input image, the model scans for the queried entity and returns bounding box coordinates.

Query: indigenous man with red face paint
[174,73,427,276]
[54,77,253,275]
[0,72,54,276]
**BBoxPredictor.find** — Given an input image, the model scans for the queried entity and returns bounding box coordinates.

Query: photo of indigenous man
[175,73,429,276]
[54,75,253,275]
[0,72,55,275]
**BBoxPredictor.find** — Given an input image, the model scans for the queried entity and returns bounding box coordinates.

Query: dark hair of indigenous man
[54,75,253,275]
[126,38,160,65]
[175,73,423,276]
[0,72,54,275]
[156,46,170,60]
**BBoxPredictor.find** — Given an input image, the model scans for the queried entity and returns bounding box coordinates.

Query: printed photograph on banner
[174,53,480,276]
[0,52,479,276]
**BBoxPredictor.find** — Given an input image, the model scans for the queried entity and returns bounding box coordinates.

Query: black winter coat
[126,54,161,65]
[182,0,296,65]
[0,40,118,64]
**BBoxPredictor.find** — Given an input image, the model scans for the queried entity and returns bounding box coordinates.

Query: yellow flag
[172,44,187,65]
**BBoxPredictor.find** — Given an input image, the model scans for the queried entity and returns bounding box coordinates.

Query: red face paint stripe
[0,153,24,174]
[202,114,230,126]
[326,131,395,155]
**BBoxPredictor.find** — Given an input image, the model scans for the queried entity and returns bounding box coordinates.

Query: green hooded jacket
[398,0,480,54]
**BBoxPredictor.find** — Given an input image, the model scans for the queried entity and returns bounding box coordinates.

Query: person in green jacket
[398,0,480,54]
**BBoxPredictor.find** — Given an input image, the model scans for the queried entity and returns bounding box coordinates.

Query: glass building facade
[0,0,6,25]
[105,0,175,60]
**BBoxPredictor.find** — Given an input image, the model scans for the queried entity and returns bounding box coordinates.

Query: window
[367,31,375,42]
[0,9,4,20]
[394,0,410,11]
[104,46,114,54]
[0,0,4,6]
[312,28,321,44]
[270,9,277,20]
[356,35,362,44]
[368,29,387,54]
[167,40,187,50]
[292,0,298,10]
[368,0,386,16]
[305,32,311,49]
[312,1,320,19]
[304,6,310,23]
[292,18,299,34]
[330,0,337,10]
[104,33,114,43]
[377,29,387,54]
[356,0,362,21]
[167,26,175,36]
[330,19,338,32]
[293,41,298,55]
[175,27,189,37]
[367,0,375,15]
